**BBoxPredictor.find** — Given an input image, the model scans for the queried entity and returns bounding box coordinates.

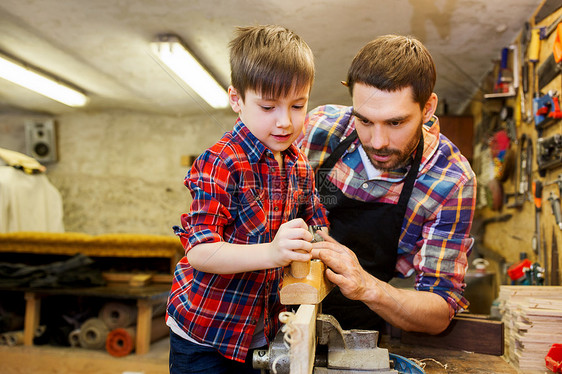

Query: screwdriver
[532,180,543,257]
[548,192,562,230]
[546,175,562,230]
[521,62,529,121]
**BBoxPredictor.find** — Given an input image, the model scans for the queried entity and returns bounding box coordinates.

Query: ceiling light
[0,53,88,107]
[150,34,229,109]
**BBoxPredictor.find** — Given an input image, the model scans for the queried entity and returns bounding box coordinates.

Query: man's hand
[312,231,451,334]
[312,231,370,300]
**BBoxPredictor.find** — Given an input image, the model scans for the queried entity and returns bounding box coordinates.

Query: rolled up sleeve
[174,152,235,252]
[413,174,476,316]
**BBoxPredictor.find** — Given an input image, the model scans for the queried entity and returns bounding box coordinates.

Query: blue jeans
[169,331,263,374]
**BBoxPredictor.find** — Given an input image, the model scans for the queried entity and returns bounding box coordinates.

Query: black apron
[316,127,423,331]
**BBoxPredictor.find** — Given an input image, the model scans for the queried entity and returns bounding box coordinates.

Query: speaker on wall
[25,119,58,163]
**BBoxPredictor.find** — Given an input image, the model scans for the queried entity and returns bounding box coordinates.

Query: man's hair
[346,35,436,109]
[229,25,314,101]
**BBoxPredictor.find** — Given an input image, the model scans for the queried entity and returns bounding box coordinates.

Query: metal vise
[253,313,398,373]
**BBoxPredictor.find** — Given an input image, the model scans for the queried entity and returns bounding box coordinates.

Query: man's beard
[362,125,422,172]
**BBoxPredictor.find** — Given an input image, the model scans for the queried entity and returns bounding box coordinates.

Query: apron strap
[396,133,424,210]
[319,130,358,171]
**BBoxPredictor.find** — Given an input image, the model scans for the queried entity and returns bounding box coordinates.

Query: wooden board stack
[499,286,562,372]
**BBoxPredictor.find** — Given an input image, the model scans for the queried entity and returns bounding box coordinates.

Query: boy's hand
[269,218,313,267]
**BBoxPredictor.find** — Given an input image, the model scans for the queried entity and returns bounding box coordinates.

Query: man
[300,34,476,334]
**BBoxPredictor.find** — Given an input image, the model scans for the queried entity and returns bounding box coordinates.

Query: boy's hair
[229,25,314,100]
[346,35,436,109]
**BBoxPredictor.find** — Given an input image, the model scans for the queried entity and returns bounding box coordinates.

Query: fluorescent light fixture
[0,53,88,107]
[150,34,229,109]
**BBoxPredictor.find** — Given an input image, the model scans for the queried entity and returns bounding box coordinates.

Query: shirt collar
[232,118,299,164]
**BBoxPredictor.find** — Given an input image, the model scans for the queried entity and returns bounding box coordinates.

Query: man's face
[351,83,435,171]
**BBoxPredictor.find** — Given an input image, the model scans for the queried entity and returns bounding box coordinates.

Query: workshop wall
[469,3,562,287]
[0,110,235,235]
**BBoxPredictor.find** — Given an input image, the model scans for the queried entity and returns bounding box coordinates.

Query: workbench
[3,282,170,355]
[380,336,519,374]
[0,231,183,273]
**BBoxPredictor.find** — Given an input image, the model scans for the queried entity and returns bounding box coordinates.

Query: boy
[167,25,328,374]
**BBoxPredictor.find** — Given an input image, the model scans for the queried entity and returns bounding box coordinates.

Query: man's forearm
[315,234,453,334]
[361,274,451,334]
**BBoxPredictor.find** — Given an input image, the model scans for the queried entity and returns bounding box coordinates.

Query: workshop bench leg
[23,292,40,346]
[135,299,153,355]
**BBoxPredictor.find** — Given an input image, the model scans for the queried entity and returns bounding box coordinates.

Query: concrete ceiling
[0,0,545,117]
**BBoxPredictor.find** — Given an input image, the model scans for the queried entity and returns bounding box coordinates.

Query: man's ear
[422,93,438,123]
[229,86,242,113]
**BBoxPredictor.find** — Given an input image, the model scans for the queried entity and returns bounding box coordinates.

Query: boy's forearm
[187,242,276,274]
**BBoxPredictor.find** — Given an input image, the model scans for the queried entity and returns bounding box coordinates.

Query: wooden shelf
[2,283,170,355]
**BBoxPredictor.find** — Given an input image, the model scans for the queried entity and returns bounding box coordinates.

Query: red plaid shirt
[167,119,328,362]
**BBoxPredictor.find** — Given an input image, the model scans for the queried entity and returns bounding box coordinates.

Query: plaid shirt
[168,119,328,362]
[300,105,476,316]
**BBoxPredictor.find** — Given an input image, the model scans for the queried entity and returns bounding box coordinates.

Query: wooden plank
[522,307,562,317]
[289,304,318,374]
[400,315,504,355]
[102,272,172,284]
[526,297,562,309]
[499,285,562,370]
[499,285,562,298]
[280,260,334,305]
[129,274,153,287]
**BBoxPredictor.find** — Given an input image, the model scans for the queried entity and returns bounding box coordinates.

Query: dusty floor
[0,337,169,374]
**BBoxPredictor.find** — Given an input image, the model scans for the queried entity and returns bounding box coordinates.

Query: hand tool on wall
[500,105,518,142]
[522,61,530,122]
[529,28,542,98]
[540,13,562,39]
[533,180,543,258]
[552,229,560,285]
[537,133,562,176]
[506,134,533,209]
[519,22,531,122]
[543,224,548,284]
[545,343,562,372]
[548,191,562,230]
[507,257,533,284]
[535,0,562,25]
[525,262,545,285]
[546,173,562,200]
[521,22,532,122]
[533,90,562,131]
[538,23,562,90]
[507,257,545,285]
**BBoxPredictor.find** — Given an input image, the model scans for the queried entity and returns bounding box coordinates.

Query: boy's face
[228,85,310,159]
